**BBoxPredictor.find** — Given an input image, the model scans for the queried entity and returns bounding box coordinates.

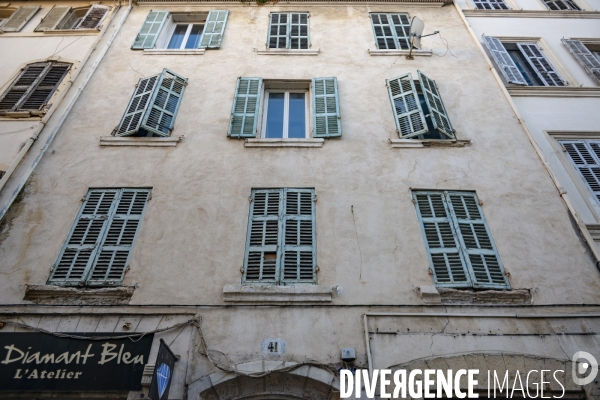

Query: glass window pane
[265,93,285,138]
[288,93,305,138]
[185,24,204,49]
[168,24,188,49]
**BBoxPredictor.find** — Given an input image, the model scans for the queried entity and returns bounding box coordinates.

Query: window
[561,141,600,206]
[267,12,309,49]
[0,6,40,32]
[541,0,581,10]
[370,13,411,50]
[243,188,316,285]
[227,77,341,139]
[472,0,510,9]
[115,69,187,137]
[48,189,150,286]
[34,5,109,31]
[132,10,229,50]
[562,39,600,85]
[386,71,454,140]
[412,191,510,290]
[482,36,566,86]
[0,62,71,116]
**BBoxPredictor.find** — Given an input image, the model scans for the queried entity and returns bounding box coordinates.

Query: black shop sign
[0,332,154,391]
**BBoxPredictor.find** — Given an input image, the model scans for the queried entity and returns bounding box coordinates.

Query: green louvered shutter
[1,5,41,32]
[562,39,600,85]
[370,13,410,50]
[386,73,428,138]
[48,190,118,286]
[417,70,455,139]
[140,69,187,137]
[131,10,169,50]
[199,10,228,49]
[312,77,341,138]
[517,43,566,87]
[482,36,527,85]
[281,189,316,284]
[115,74,160,136]
[447,192,509,289]
[75,4,110,30]
[87,190,150,286]
[561,141,600,206]
[228,77,262,138]
[243,189,283,284]
[267,13,288,48]
[289,13,309,49]
[413,192,471,288]
[34,5,70,31]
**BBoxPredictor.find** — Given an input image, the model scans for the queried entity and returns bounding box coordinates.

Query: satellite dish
[409,16,425,50]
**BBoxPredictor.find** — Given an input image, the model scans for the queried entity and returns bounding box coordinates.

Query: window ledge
[144,48,206,55]
[223,284,335,303]
[418,285,531,304]
[462,9,600,18]
[0,111,44,118]
[245,138,324,148]
[24,284,134,305]
[368,49,432,57]
[43,29,100,35]
[256,49,320,56]
[507,86,600,97]
[100,136,182,147]
[389,138,471,148]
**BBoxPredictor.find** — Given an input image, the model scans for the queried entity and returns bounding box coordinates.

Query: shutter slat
[482,36,527,85]
[289,12,309,50]
[312,77,341,138]
[1,5,41,32]
[282,189,316,283]
[562,39,600,85]
[517,43,566,87]
[386,73,428,138]
[75,4,110,30]
[34,6,71,31]
[140,69,187,137]
[228,77,262,138]
[199,10,229,49]
[131,10,169,50]
[115,74,160,136]
[417,70,455,139]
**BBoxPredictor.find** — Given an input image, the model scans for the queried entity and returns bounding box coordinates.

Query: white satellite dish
[409,16,425,50]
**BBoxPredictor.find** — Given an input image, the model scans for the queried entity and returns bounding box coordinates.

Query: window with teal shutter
[386,73,428,139]
[417,70,455,139]
[312,77,341,138]
[370,13,411,50]
[132,10,169,49]
[267,12,309,49]
[243,188,316,285]
[48,188,150,286]
[561,140,600,206]
[413,191,510,290]
[200,10,229,49]
[228,77,262,138]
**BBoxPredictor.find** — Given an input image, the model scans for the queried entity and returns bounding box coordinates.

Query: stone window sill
[507,86,600,97]
[100,136,182,147]
[144,48,206,55]
[43,29,100,35]
[369,49,432,57]
[418,285,531,304]
[256,49,320,56]
[223,284,335,303]
[24,284,134,305]
[0,111,44,119]
[244,138,324,148]
[462,9,600,18]
[389,138,471,148]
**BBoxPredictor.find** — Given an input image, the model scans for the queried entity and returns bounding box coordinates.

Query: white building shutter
[562,39,600,85]
[228,77,262,138]
[312,77,341,138]
[281,189,316,283]
[417,70,455,139]
[386,73,428,138]
[131,10,169,49]
[34,6,71,31]
[200,10,229,49]
[482,35,527,85]
[115,74,160,136]
[517,43,566,86]
[1,5,41,32]
[75,4,110,29]
[562,141,600,205]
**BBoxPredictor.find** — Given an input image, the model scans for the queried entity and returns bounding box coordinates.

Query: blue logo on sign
[156,363,171,398]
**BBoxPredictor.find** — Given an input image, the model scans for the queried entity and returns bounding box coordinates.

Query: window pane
[168,24,188,49]
[185,24,203,49]
[265,93,285,138]
[288,93,305,138]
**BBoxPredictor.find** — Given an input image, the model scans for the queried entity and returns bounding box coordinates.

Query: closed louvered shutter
[115,74,159,136]
[199,10,229,49]
[561,141,600,205]
[517,43,566,87]
[87,190,150,286]
[386,73,428,138]
[34,5,71,31]
[131,10,169,50]
[473,0,509,9]
[282,189,316,283]
[482,36,527,85]
[75,4,110,29]
[267,13,288,49]
[370,13,410,50]
[141,69,187,137]
[562,39,600,85]
[312,77,341,138]
[1,5,41,32]
[417,70,455,139]
[228,77,262,138]
[448,192,508,289]
[542,0,580,10]
[21,63,70,110]
[289,13,309,50]
[243,190,282,283]
[0,63,48,111]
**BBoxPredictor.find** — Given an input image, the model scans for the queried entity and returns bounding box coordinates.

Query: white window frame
[155,13,207,50]
[164,22,205,50]
[260,88,311,139]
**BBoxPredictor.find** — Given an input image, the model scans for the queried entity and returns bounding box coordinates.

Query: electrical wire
[434,31,457,58]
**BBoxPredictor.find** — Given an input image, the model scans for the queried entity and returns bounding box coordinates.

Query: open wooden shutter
[131,10,169,50]
[417,70,455,139]
[517,43,566,87]
[1,5,40,32]
[199,10,228,49]
[289,12,309,50]
[75,4,110,29]
[228,77,262,138]
[281,189,316,284]
[267,13,288,49]
[34,6,70,31]
[447,192,509,289]
[48,190,118,286]
[312,77,341,138]
[141,69,187,137]
[115,74,160,136]
[413,192,471,288]
[243,190,283,284]
[386,73,428,138]
[562,39,600,85]
[482,36,527,85]
[562,141,600,205]
[87,190,150,286]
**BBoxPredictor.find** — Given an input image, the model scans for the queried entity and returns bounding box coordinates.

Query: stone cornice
[462,9,600,18]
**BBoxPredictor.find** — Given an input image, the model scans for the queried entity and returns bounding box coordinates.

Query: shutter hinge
[249,196,254,202]
[560,143,567,152]
[412,199,417,204]
[240,266,244,274]
[148,192,152,200]
[505,271,511,277]
[313,195,317,203]
[479,200,483,206]
[428,268,433,275]
[81,196,86,202]
[315,265,320,273]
